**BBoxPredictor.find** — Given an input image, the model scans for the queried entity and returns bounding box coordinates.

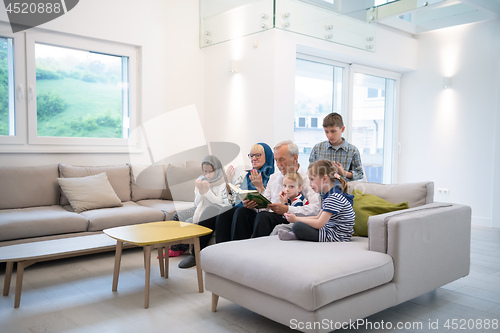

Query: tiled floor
[1,226,499,333]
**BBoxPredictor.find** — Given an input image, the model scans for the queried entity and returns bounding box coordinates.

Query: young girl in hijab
[192,155,229,224]
[178,155,230,269]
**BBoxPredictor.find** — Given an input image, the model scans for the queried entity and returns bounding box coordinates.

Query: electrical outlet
[438,188,450,195]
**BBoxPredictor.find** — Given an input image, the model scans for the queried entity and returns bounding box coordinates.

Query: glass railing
[200,0,494,48]
[199,0,273,47]
[275,0,376,51]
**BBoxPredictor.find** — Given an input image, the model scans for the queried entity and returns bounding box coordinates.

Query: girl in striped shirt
[280,159,355,242]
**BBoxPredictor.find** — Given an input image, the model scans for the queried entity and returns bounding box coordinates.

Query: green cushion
[352,189,409,237]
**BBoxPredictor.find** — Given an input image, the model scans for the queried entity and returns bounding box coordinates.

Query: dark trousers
[196,204,232,252]
[232,207,257,240]
[214,206,237,243]
[292,222,319,242]
[215,207,289,241]
[252,211,288,238]
[215,206,258,241]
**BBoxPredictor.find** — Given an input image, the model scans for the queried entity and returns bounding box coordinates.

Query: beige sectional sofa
[201,181,472,333]
[0,163,200,247]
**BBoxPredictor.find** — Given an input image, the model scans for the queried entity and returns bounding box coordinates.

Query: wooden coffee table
[0,234,119,308]
[103,221,212,308]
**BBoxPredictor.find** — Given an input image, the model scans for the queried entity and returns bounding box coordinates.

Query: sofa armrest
[372,203,471,304]
[368,202,453,253]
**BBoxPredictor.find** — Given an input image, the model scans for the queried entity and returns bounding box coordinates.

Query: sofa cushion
[135,199,194,220]
[78,201,166,231]
[59,164,131,204]
[201,236,394,312]
[348,181,433,208]
[58,173,123,213]
[352,189,409,237]
[0,164,60,209]
[0,205,89,241]
[130,164,167,201]
[165,163,201,201]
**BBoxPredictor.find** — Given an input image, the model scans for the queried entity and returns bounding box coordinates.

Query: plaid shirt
[309,138,364,181]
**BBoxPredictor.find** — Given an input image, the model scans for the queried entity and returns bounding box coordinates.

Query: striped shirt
[285,193,309,207]
[309,138,364,181]
[319,188,355,242]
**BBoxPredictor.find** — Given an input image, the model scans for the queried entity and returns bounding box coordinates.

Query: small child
[280,160,355,242]
[192,155,229,224]
[270,172,309,235]
[177,155,230,268]
[280,172,309,207]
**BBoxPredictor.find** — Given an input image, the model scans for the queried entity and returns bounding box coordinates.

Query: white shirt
[193,181,229,224]
[262,166,321,217]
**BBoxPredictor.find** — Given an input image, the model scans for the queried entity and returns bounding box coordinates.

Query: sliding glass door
[350,68,398,184]
[294,58,399,183]
[294,57,346,168]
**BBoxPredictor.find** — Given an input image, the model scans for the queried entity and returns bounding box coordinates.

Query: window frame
[26,30,137,148]
[0,26,140,153]
[347,64,401,184]
[0,23,26,145]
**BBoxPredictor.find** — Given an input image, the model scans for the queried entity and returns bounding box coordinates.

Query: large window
[294,57,399,183]
[34,43,129,139]
[0,26,138,152]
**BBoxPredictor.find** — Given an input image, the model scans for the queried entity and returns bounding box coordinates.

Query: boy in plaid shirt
[309,113,364,181]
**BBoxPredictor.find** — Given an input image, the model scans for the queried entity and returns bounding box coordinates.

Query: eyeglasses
[248,153,262,159]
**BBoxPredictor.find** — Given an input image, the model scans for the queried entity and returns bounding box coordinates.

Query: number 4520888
[6,2,62,14]
[444,319,498,330]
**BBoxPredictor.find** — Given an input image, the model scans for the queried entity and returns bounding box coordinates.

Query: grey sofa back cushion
[165,162,201,202]
[348,181,434,208]
[58,164,131,205]
[0,164,60,209]
[130,164,167,201]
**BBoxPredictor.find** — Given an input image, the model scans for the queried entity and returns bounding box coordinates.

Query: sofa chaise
[200,181,471,332]
[0,162,201,247]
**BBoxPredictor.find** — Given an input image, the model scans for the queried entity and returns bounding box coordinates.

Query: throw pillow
[58,172,123,213]
[352,189,409,237]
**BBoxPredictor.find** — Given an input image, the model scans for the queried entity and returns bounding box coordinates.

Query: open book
[227,183,271,209]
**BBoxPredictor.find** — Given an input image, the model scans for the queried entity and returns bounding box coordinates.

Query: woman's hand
[249,169,264,192]
[226,165,235,182]
[284,213,297,223]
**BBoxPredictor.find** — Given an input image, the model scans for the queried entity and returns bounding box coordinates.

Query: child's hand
[279,191,287,204]
[332,161,347,178]
[284,213,297,223]
[197,180,210,194]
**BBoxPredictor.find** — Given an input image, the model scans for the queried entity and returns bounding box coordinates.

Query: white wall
[0,0,204,167]
[399,20,500,228]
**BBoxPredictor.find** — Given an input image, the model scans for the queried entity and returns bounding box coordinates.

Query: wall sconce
[230,60,241,73]
[443,77,451,88]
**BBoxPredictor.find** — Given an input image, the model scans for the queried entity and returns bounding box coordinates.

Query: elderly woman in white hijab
[178,155,231,268]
